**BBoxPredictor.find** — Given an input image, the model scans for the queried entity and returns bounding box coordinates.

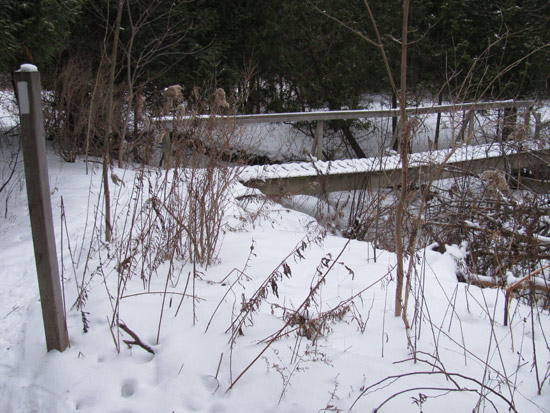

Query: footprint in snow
[121,379,137,398]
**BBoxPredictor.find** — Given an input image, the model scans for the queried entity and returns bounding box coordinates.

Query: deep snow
[0,144,549,412]
[0,92,549,412]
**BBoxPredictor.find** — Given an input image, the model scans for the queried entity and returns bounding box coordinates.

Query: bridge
[238,141,550,196]
[158,99,548,195]
[159,99,539,161]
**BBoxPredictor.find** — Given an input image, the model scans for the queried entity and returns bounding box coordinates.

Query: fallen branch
[119,322,156,354]
[504,263,550,326]
[458,273,501,289]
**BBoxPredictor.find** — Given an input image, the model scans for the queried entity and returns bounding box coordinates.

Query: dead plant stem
[227,239,351,391]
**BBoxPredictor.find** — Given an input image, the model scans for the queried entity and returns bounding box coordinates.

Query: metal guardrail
[157,99,538,161]
[158,100,535,126]
[226,100,535,124]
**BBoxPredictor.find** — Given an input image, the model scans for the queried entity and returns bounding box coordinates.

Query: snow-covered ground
[1,91,549,412]
[0,89,17,131]
[0,147,549,412]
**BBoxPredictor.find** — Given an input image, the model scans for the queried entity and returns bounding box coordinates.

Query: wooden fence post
[15,64,69,352]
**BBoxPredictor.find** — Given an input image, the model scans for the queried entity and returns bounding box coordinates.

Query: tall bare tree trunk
[103,0,125,242]
[118,2,136,168]
[394,0,410,319]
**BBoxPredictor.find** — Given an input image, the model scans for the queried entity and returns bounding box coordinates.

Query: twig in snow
[119,322,155,354]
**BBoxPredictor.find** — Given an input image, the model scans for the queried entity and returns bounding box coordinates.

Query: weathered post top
[17,63,39,72]
[15,63,69,352]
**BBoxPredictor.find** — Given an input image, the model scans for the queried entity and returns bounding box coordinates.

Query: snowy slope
[0,146,549,413]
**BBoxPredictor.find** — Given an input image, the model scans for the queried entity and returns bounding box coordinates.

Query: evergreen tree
[2,0,547,102]
[0,0,82,72]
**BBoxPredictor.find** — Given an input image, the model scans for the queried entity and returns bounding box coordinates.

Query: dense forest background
[2,0,549,112]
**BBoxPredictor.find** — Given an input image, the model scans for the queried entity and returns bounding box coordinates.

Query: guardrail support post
[521,107,532,140]
[313,120,324,160]
[534,112,541,140]
[502,106,518,140]
[15,64,69,352]
[458,110,474,141]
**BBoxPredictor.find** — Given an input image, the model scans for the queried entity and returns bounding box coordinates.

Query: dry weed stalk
[205,240,257,333]
[226,228,326,343]
[227,239,394,393]
[264,265,394,346]
[350,354,517,411]
[227,238,351,391]
[70,88,250,349]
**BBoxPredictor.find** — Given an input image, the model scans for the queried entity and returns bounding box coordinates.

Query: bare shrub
[0,125,21,218]
[43,58,131,163]
[164,88,249,266]
[423,172,550,306]
[43,58,93,161]
[94,88,250,280]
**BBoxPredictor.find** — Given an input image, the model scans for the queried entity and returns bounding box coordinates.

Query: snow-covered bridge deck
[239,141,550,196]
